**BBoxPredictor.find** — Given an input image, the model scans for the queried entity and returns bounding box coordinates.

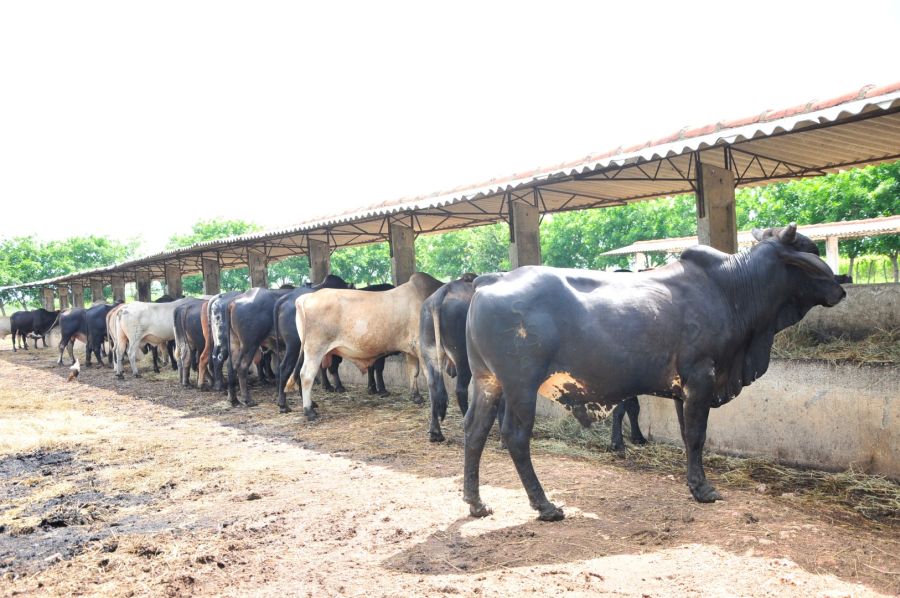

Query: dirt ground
[1,346,898,597]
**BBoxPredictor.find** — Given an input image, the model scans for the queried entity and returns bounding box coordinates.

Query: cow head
[757,223,846,329]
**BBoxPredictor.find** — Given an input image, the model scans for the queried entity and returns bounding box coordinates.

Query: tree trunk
[0,300,5,317]
[848,256,855,279]
[891,253,899,283]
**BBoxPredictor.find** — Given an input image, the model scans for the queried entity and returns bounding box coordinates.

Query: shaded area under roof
[5,82,900,291]
[600,215,900,256]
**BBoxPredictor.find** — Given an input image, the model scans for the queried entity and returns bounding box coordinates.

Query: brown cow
[285,272,443,420]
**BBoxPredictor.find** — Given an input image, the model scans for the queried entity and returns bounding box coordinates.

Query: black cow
[834,274,853,284]
[273,275,351,412]
[419,274,477,442]
[228,287,298,407]
[56,308,88,365]
[10,308,60,351]
[84,302,120,366]
[462,224,846,521]
[174,298,208,387]
[320,283,395,397]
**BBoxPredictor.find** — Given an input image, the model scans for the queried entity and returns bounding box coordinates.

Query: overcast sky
[1,1,899,253]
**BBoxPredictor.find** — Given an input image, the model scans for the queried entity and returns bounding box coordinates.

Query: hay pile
[532,416,900,524]
[772,327,900,364]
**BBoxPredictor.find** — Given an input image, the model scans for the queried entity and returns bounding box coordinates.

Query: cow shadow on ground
[2,349,897,595]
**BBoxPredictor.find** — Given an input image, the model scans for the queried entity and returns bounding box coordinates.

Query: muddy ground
[0,347,898,597]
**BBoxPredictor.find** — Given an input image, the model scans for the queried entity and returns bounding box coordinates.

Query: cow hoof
[429,431,445,443]
[243,400,258,408]
[279,404,291,414]
[367,387,378,395]
[537,504,565,522]
[632,437,648,446]
[115,373,124,380]
[469,503,493,518]
[134,373,142,379]
[611,441,625,452]
[690,482,722,503]
[334,385,346,393]
[304,408,318,422]
[378,390,391,398]
[410,394,424,405]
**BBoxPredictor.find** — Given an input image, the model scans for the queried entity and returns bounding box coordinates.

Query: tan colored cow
[285,272,443,420]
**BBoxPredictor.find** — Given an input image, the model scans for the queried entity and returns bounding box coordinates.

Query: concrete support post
[135,271,152,302]
[202,258,221,295]
[389,222,416,286]
[508,198,541,269]
[71,282,84,308]
[58,286,70,310]
[633,252,648,271]
[248,249,268,288]
[110,275,126,303]
[825,235,840,274]
[165,265,183,298]
[697,162,737,253]
[41,287,56,311]
[308,239,331,285]
[90,279,105,303]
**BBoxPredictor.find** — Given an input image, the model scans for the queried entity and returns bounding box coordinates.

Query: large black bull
[462,225,846,521]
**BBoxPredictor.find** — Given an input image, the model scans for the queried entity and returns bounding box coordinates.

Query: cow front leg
[681,369,720,502]
[463,375,502,518]
[625,396,647,445]
[406,353,424,404]
[373,357,389,397]
[56,340,67,366]
[276,343,300,413]
[610,401,627,451]
[67,339,76,365]
[328,359,346,393]
[128,343,142,378]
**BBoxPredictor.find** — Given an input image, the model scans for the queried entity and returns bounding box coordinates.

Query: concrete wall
[345,355,898,479]
[637,359,899,479]
[800,283,900,339]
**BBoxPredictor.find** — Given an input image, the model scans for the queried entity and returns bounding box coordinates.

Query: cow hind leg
[237,349,259,408]
[276,343,301,413]
[610,401,627,451]
[425,361,449,442]
[299,348,329,421]
[463,375,503,518]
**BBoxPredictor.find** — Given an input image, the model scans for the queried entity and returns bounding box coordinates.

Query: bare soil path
[1,348,897,597]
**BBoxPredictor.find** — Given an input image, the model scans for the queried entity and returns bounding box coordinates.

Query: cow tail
[284,297,304,392]
[431,301,443,376]
[273,296,283,393]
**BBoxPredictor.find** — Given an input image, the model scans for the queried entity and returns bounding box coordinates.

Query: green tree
[268,256,311,287]
[416,223,510,279]
[166,218,263,294]
[0,235,136,309]
[330,243,392,286]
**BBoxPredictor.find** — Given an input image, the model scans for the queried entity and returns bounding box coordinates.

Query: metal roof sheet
[601,215,900,256]
[5,82,900,290]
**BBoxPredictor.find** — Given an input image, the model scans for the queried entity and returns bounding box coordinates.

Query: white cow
[0,316,10,340]
[114,299,188,378]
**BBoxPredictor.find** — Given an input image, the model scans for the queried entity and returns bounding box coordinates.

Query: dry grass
[532,416,900,525]
[772,327,900,364]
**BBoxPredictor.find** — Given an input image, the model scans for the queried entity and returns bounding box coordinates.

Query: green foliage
[166,218,261,294]
[0,235,136,309]
[268,256,311,288]
[416,224,510,279]
[330,243,392,286]
[540,196,697,270]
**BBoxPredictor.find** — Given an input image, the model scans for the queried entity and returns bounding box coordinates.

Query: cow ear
[781,249,834,278]
[751,228,765,242]
[778,223,797,245]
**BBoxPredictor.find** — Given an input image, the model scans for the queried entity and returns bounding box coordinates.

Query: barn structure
[5,82,900,308]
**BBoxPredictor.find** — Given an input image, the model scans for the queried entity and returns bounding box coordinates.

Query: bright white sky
[1,1,899,253]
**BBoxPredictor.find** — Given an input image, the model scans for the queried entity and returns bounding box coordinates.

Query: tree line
[2,161,898,311]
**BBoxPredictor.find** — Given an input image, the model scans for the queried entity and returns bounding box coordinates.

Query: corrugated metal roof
[5,81,900,290]
[601,215,900,256]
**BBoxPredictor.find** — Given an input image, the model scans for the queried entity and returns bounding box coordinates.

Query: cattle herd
[5,224,847,521]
